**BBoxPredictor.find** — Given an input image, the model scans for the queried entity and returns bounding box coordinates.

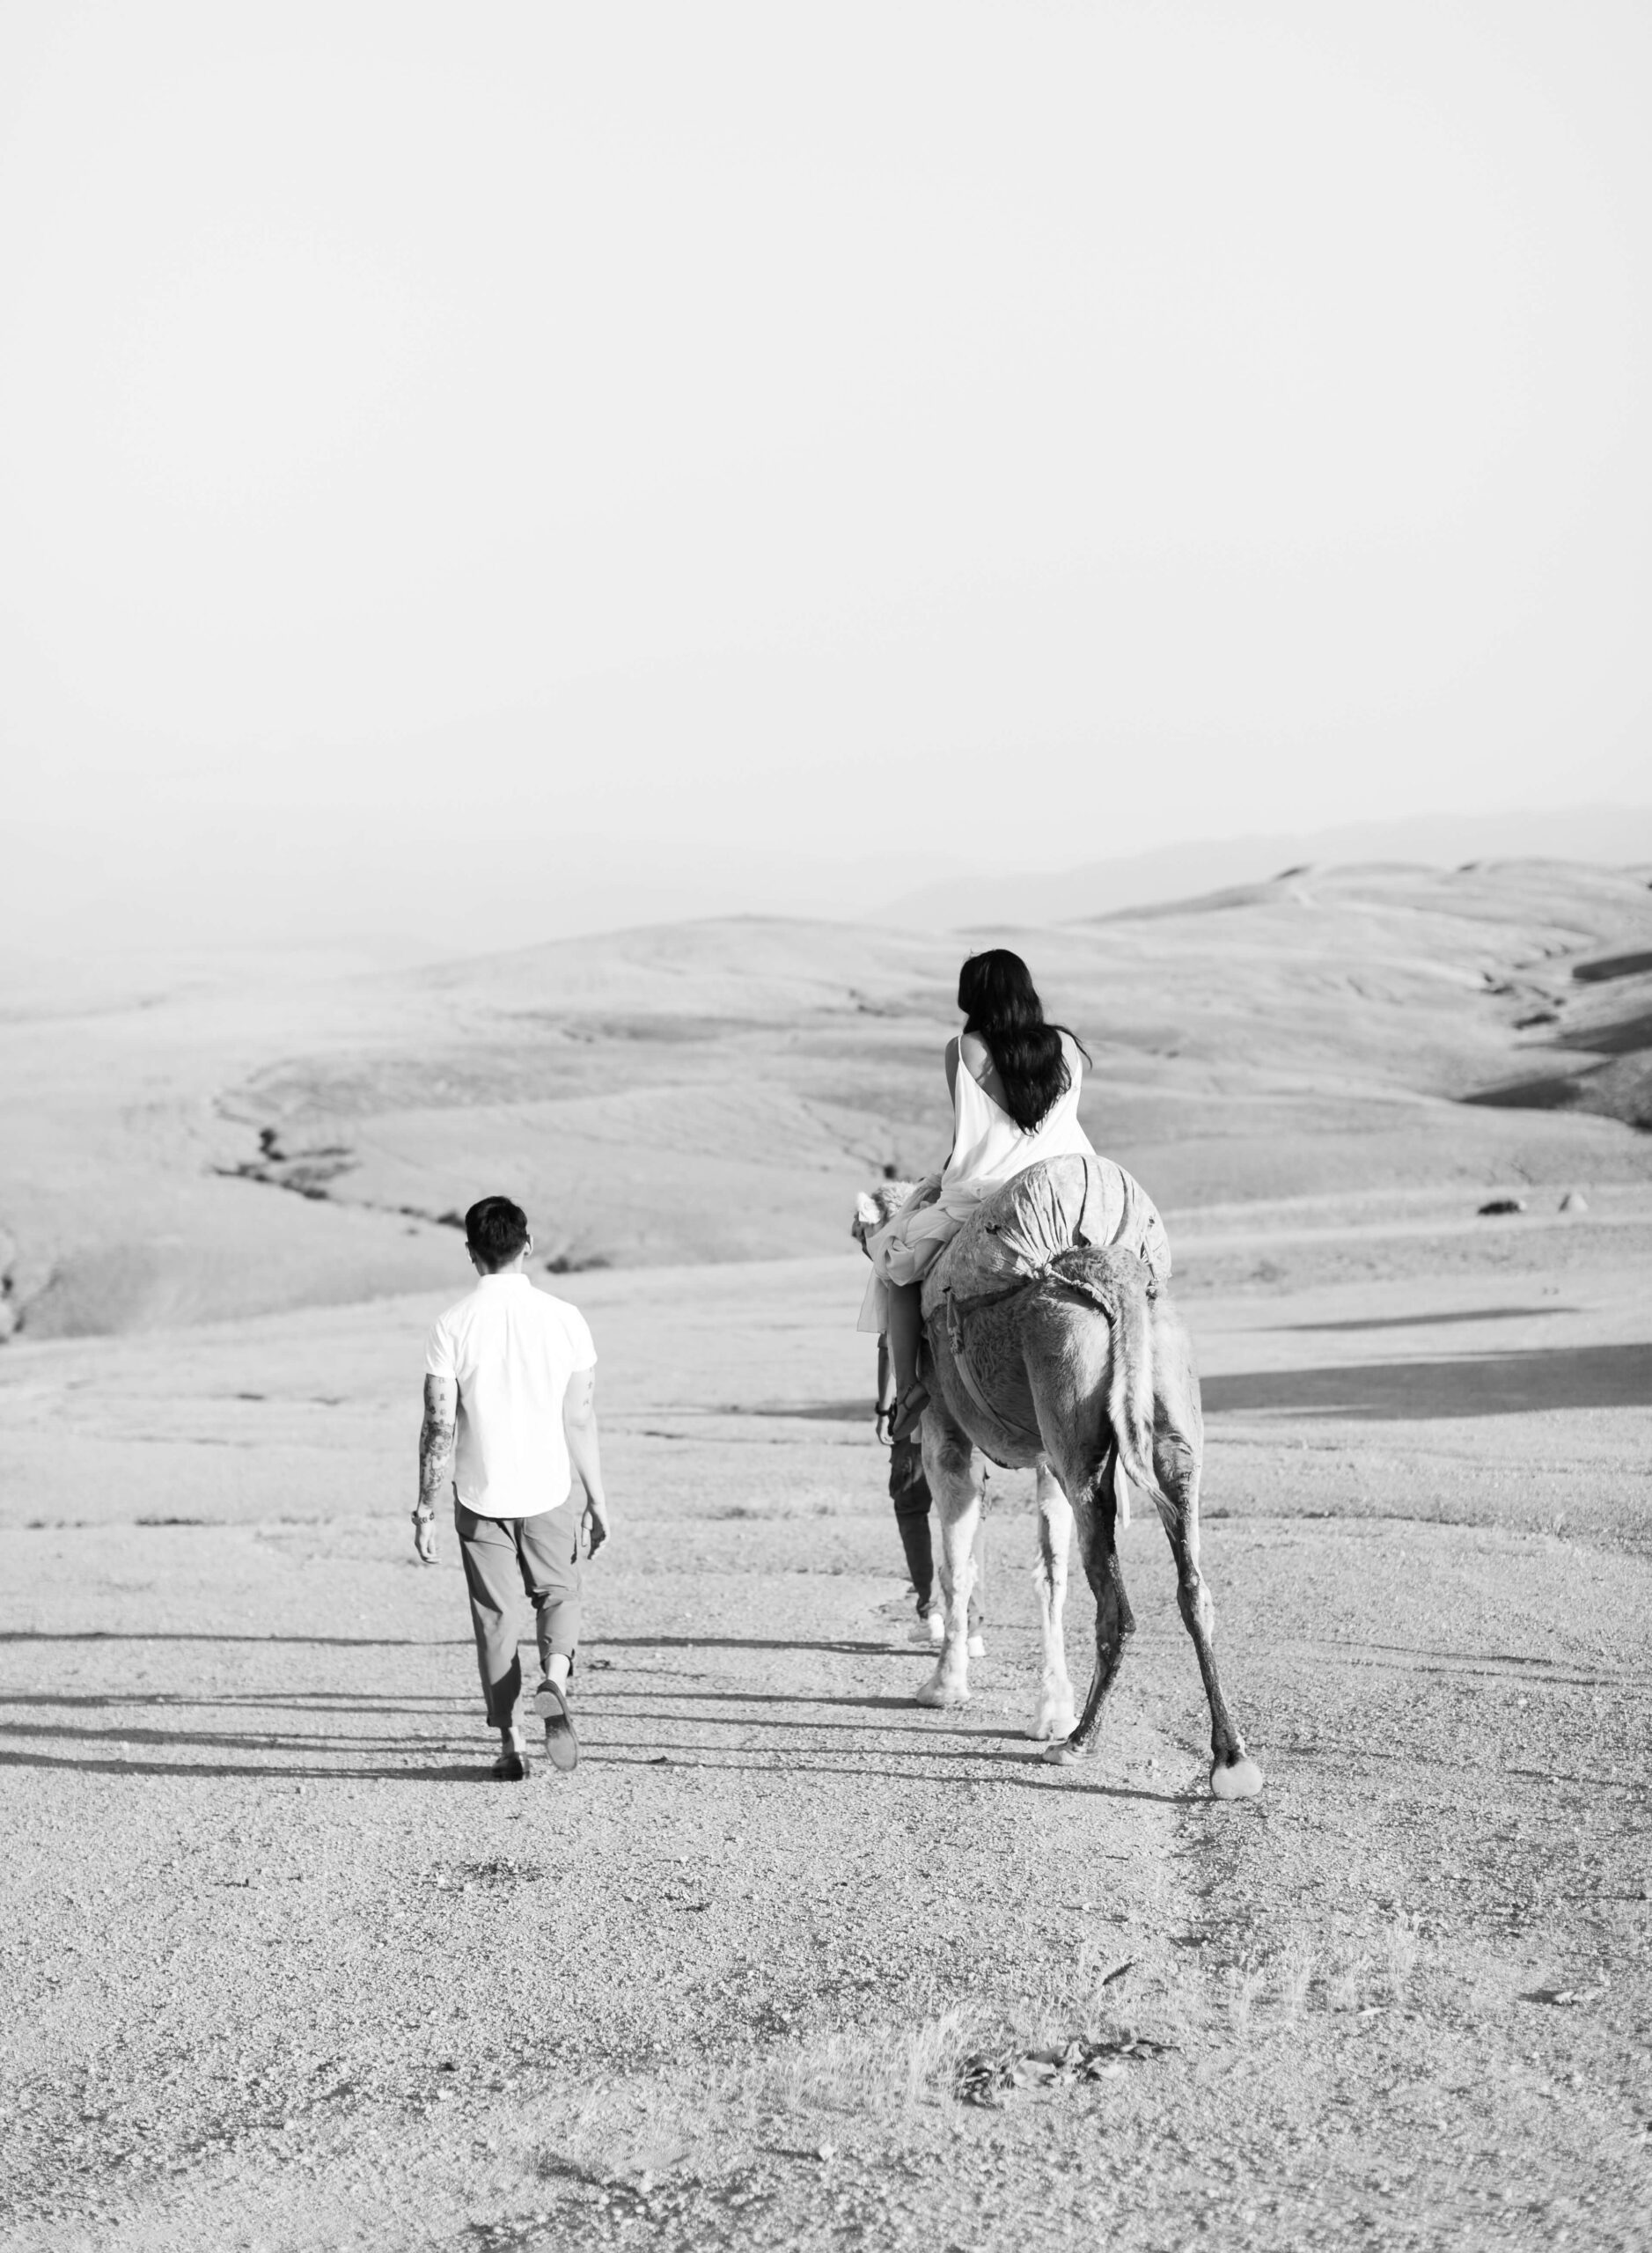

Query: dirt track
[3,1209,1649,2250]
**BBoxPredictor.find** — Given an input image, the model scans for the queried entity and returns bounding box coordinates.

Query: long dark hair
[957,950,1089,1131]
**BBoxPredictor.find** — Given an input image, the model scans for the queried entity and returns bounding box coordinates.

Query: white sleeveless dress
[857,1031,1096,1333]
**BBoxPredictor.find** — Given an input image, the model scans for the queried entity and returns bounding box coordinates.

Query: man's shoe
[492,1743,530,1782]
[533,1678,579,1773]
[907,1604,945,1648]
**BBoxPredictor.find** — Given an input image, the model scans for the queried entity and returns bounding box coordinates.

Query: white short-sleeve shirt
[424,1275,598,1519]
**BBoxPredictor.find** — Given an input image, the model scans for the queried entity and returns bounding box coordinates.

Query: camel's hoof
[966,1633,986,1659]
[915,1672,968,1709]
[1044,1738,1086,1766]
[1028,1700,1077,1743]
[1210,1753,1265,1801]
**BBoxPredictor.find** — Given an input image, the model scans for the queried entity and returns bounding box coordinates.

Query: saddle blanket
[925,1152,1171,1317]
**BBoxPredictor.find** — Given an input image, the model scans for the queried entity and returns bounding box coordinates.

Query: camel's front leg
[1028,1458,1076,1740]
[914,1413,982,1709]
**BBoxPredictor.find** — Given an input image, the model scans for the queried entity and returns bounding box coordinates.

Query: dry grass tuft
[761,2007,983,2117]
[1278,1934,1317,2021]
[1383,1919,1419,2000]
[1227,1967,1267,2040]
[535,2007,988,2189]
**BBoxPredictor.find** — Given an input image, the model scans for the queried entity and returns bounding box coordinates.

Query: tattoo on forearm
[418,1379,455,1509]
[418,1421,454,1504]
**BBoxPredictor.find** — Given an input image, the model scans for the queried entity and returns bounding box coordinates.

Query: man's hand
[874,1336,895,1446]
[413,1511,437,1565]
[564,1369,608,1559]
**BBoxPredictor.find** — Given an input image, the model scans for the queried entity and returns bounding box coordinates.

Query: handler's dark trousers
[454,1499,582,1734]
[889,1436,936,1599]
[889,1437,983,1630]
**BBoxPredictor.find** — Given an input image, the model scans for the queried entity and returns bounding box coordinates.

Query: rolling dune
[3,860,1650,1337]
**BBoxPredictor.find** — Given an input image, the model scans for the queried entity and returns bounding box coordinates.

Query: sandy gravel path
[2,1226,1649,2249]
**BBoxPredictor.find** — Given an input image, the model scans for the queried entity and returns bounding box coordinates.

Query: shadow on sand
[0,1731,1188,1802]
[0,1630,900,1656]
[1203,1339,1652,1420]
[592,1635,910,1657]
[0,1745,490,1783]
[0,1655,1198,1802]
[0,1629,469,1647]
[1279,1304,1568,1332]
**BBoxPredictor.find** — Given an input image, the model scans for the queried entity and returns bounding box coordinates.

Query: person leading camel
[858,949,1096,1439]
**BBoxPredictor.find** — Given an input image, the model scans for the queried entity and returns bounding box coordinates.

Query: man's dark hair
[465,1196,530,1271]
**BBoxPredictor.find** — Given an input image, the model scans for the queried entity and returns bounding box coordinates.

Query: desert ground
[2,862,1650,2249]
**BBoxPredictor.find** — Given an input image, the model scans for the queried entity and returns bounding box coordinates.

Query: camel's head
[850,1178,916,1250]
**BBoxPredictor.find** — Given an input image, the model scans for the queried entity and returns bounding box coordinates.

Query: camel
[910,1161,1263,1801]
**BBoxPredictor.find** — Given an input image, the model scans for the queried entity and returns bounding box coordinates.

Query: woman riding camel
[859,948,1095,1441]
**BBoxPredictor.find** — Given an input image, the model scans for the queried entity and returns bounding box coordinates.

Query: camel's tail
[1039,1246,1170,1523]
[1102,1272,1164,1524]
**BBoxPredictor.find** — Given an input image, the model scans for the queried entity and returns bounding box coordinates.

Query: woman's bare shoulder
[958,1030,1009,1102]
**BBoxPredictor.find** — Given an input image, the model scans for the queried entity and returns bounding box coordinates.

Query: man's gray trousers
[453,1498,582,1733]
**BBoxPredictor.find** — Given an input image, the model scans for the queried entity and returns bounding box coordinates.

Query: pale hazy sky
[1,2,1648,950]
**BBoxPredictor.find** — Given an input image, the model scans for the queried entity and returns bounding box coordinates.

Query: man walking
[413,1195,610,1780]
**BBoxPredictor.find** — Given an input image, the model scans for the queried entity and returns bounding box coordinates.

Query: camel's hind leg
[1154,1431,1263,1801]
[1028,1458,1076,1741]
[1041,1439,1133,1767]
[914,1407,982,1710]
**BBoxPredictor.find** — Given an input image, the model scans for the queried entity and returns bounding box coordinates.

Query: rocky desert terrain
[1,860,1649,2250]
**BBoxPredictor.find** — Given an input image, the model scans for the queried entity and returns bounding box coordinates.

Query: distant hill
[2,859,1650,1336]
[881,805,1652,928]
